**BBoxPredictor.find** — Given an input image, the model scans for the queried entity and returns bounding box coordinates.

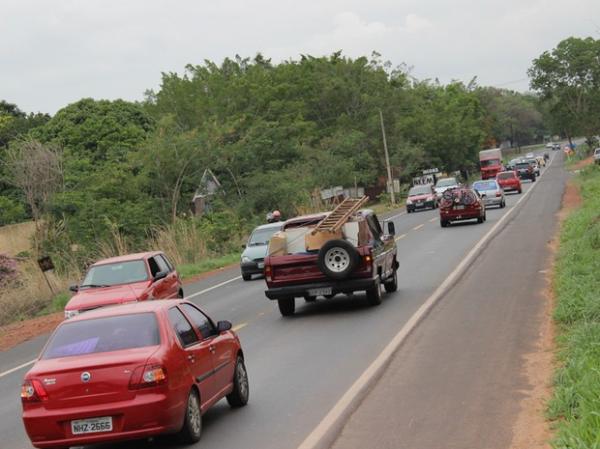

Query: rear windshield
[408,185,432,196]
[436,178,457,188]
[82,260,148,287]
[497,172,515,180]
[472,181,497,190]
[42,313,159,359]
[248,227,280,246]
[515,163,530,169]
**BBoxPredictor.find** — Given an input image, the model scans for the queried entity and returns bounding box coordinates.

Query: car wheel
[406,208,412,213]
[500,199,505,208]
[384,269,398,293]
[440,219,448,228]
[242,273,252,281]
[277,297,295,316]
[477,214,484,223]
[177,389,202,444]
[178,289,184,299]
[317,240,359,280]
[366,280,382,306]
[227,356,249,408]
[304,295,317,302]
[518,188,522,194]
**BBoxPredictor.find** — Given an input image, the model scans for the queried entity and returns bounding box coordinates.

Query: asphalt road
[0,148,564,449]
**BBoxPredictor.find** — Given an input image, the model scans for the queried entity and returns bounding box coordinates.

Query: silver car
[472,179,505,208]
[434,177,460,200]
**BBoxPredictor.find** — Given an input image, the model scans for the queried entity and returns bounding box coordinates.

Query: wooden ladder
[311,196,368,235]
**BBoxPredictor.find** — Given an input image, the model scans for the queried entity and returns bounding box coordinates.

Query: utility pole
[379,109,395,204]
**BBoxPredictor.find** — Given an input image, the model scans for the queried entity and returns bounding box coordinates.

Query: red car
[496,170,522,194]
[65,252,183,319]
[21,300,248,448]
[439,187,486,227]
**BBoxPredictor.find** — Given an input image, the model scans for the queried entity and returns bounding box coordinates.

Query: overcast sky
[2,0,599,114]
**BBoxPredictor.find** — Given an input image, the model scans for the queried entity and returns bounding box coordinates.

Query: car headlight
[64,309,79,319]
[241,256,251,263]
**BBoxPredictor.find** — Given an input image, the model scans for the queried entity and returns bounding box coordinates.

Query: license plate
[71,416,113,435]
[454,205,465,210]
[257,262,264,269]
[307,287,332,296]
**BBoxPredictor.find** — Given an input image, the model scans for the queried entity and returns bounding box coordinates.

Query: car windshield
[436,178,457,187]
[497,172,515,180]
[473,181,497,190]
[42,313,160,359]
[480,159,500,167]
[408,185,432,196]
[248,227,279,246]
[81,260,148,287]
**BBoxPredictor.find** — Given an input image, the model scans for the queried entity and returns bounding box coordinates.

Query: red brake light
[21,379,48,402]
[264,264,272,282]
[129,365,167,389]
[496,192,501,197]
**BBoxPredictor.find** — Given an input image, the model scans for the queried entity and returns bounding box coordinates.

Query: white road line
[297,152,556,449]
[185,275,243,300]
[394,233,407,242]
[429,217,437,223]
[412,224,424,231]
[0,359,35,379]
[386,211,406,221]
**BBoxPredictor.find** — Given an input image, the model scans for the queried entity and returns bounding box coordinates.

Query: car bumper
[23,392,181,448]
[499,183,519,191]
[440,209,482,221]
[265,277,377,300]
[482,196,503,206]
[241,261,265,275]
[407,201,436,211]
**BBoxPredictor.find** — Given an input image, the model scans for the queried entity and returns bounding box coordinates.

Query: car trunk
[30,346,158,409]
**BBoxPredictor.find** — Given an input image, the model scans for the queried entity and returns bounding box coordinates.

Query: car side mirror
[386,221,396,236]
[217,320,232,333]
[69,284,79,292]
[154,270,168,282]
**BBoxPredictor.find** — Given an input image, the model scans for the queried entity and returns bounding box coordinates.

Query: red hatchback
[439,187,486,227]
[64,252,183,319]
[496,171,522,193]
[21,300,248,448]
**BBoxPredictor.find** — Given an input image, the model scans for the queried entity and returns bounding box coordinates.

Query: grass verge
[178,253,240,280]
[547,164,600,448]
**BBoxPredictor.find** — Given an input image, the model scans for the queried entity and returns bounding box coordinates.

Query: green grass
[37,291,70,316]
[547,164,600,448]
[178,253,240,280]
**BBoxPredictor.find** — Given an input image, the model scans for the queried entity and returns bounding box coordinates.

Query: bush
[0,196,26,225]
[0,253,18,287]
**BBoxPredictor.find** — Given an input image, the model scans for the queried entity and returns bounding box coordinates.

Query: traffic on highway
[0,147,560,449]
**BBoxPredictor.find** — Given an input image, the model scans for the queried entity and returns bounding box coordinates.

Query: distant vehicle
[479,148,503,179]
[552,143,561,151]
[240,222,283,281]
[594,147,600,164]
[525,152,535,159]
[434,177,461,199]
[514,161,536,182]
[496,171,522,194]
[64,252,183,319]
[545,142,554,149]
[264,207,398,316]
[406,184,437,213]
[472,180,505,208]
[524,158,541,176]
[439,187,486,227]
[21,300,248,449]
[505,158,521,171]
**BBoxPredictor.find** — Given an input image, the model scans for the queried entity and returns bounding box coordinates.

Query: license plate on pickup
[71,416,113,435]
[454,205,465,210]
[307,287,332,297]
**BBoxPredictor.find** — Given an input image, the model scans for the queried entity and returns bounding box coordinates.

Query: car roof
[65,299,187,322]
[253,222,284,231]
[91,251,161,266]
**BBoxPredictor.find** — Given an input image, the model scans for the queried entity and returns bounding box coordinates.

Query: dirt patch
[570,156,594,170]
[182,262,238,285]
[0,312,63,351]
[508,178,582,449]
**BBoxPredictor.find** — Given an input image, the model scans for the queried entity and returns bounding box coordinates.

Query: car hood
[242,244,268,261]
[65,281,150,312]
[408,193,434,201]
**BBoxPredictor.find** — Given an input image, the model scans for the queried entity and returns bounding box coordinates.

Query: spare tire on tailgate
[317,239,359,280]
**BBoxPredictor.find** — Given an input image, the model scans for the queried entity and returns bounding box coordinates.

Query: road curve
[0,149,562,449]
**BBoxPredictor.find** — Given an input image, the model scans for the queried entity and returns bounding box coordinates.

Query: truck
[479,148,503,179]
[263,198,398,316]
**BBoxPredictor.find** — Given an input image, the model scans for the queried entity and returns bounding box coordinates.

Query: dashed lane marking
[232,322,248,332]
[394,234,407,242]
[412,224,424,231]
[429,217,437,222]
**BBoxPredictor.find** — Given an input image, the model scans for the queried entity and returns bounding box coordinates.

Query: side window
[168,307,199,347]
[180,304,215,339]
[366,215,382,240]
[155,255,170,274]
[148,257,160,278]
[160,254,174,271]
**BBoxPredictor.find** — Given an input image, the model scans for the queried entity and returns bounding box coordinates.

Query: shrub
[0,253,18,287]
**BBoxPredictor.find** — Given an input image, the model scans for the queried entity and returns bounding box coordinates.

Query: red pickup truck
[263,210,398,316]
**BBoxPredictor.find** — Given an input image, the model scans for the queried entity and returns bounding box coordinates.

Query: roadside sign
[422,168,439,175]
[37,256,54,272]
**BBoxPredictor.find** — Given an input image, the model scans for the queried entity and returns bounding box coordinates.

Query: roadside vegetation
[548,165,600,448]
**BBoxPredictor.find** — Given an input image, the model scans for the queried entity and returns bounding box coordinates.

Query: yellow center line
[429,217,437,222]
[412,224,425,231]
[232,322,248,332]
[394,233,407,242]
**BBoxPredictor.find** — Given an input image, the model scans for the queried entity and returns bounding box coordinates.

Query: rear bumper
[440,209,482,221]
[265,277,377,300]
[23,391,182,448]
[482,196,503,206]
[406,200,435,212]
[241,261,264,275]
[499,183,520,191]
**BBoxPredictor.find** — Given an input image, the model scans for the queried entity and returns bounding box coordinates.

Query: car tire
[500,199,505,208]
[227,356,249,408]
[317,240,359,280]
[366,280,382,306]
[518,188,522,194]
[440,219,449,228]
[304,295,317,302]
[177,389,202,444]
[277,297,295,316]
[384,269,398,293]
[242,273,252,281]
[178,289,184,299]
[477,214,484,224]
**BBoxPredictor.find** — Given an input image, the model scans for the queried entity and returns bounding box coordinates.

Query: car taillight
[364,254,372,268]
[21,379,48,402]
[265,265,272,282]
[496,191,501,197]
[129,365,167,389]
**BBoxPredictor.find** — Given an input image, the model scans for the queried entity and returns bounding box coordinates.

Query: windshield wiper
[79,284,111,288]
